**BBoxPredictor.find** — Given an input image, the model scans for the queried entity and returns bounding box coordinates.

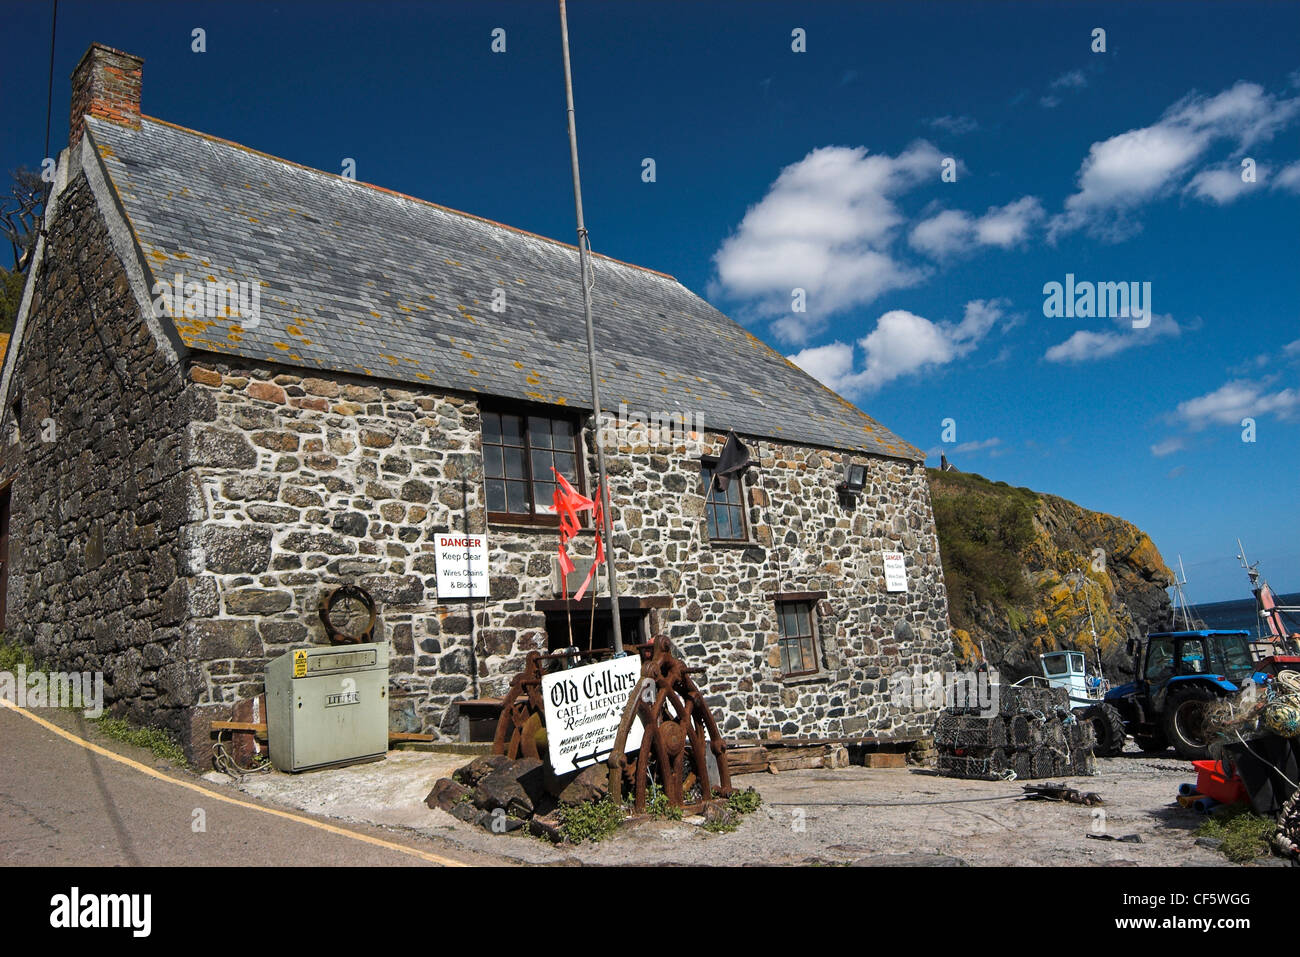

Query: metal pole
[559,0,625,655]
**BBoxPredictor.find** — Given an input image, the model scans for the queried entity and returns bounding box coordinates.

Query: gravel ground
[215,742,1284,866]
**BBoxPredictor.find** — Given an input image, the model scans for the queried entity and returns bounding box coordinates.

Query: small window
[776,601,819,677]
[701,461,747,541]
[482,409,582,524]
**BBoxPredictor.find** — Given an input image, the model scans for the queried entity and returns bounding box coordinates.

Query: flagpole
[559,0,625,656]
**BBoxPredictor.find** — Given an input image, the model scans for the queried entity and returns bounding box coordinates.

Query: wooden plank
[864,752,908,768]
[211,720,267,733]
[388,732,435,743]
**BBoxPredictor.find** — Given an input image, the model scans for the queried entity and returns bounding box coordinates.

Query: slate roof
[86,114,921,460]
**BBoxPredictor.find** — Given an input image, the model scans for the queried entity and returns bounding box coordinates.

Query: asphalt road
[0,704,494,867]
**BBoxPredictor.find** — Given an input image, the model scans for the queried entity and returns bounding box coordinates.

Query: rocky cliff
[928,468,1174,680]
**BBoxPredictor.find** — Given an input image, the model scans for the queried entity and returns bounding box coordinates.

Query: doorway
[543,607,650,653]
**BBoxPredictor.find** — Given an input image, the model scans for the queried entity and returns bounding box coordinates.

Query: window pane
[779,643,791,675]
[801,637,816,671]
[483,446,504,479]
[794,604,811,636]
[482,412,501,444]
[486,478,506,512]
[532,447,553,482]
[528,416,553,450]
[506,480,529,513]
[552,419,574,448]
[500,414,523,444]
[534,481,557,513]
[706,510,719,539]
[553,452,576,481]
[504,446,525,479]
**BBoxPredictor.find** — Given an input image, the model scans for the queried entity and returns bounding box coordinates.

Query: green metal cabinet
[266,643,389,772]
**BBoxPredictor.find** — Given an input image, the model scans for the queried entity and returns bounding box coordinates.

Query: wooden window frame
[482,405,587,527]
[775,599,821,678]
[700,457,749,543]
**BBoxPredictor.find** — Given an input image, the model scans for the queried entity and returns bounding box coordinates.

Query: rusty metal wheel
[492,652,549,760]
[608,635,731,814]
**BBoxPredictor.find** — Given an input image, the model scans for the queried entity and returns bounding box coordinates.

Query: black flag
[713,431,752,491]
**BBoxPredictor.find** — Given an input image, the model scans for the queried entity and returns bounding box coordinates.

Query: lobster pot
[1053,750,1072,776]
[1044,722,1067,751]
[1068,720,1096,752]
[937,750,1001,781]
[1071,750,1098,776]
[1025,718,1046,749]
[934,711,966,747]
[1031,749,1055,779]
[990,748,1011,775]
[1007,714,1031,748]
[1014,750,1033,780]
[960,715,1007,748]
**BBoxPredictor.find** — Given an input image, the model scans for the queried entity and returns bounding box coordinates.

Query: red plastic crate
[1192,760,1248,805]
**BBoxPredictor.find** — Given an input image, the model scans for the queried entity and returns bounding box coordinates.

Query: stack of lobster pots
[934,682,1097,780]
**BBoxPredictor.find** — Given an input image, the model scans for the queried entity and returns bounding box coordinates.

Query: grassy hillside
[927,468,1174,678]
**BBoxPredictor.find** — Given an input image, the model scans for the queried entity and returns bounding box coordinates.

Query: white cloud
[1174,379,1300,428]
[1044,313,1181,363]
[928,437,1002,459]
[1275,161,1300,193]
[711,144,942,344]
[1186,165,1257,204]
[1150,437,1186,457]
[909,197,1043,257]
[1049,81,1300,239]
[788,299,1006,396]
[928,115,978,135]
[782,341,855,391]
[1051,69,1088,90]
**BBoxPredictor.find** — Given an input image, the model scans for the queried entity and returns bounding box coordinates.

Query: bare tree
[1,167,48,272]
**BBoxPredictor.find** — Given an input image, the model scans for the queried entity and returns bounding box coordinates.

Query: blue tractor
[1104,630,1264,760]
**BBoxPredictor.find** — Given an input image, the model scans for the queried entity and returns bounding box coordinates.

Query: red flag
[573,485,604,602]
[553,469,596,599]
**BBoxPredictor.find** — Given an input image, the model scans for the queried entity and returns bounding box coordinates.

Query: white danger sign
[883,551,908,593]
[541,656,645,775]
[435,534,489,598]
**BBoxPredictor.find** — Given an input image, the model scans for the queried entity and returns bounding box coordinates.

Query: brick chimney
[70,43,143,147]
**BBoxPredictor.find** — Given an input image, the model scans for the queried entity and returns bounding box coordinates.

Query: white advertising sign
[435,534,490,598]
[541,656,645,774]
[883,551,908,593]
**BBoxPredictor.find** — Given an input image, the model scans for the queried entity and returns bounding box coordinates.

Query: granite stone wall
[0,172,199,737]
[183,358,956,743]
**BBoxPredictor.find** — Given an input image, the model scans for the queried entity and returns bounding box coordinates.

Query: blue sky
[3,0,1297,601]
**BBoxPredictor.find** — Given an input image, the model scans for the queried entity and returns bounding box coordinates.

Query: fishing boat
[1236,540,1300,662]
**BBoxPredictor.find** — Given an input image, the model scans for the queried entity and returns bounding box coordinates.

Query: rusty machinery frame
[491,636,731,812]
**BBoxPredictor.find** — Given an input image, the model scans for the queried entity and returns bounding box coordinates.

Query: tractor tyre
[1082,703,1127,757]
[1162,685,1217,761]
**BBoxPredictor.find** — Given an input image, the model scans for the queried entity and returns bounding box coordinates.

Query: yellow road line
[1,700,467,867]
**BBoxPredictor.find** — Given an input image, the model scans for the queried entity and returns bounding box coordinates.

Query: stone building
[0,44,956,759]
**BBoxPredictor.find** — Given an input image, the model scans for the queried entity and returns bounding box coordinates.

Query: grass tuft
[91,716,189,768]
[558,797,624,843]
[1195,802,1275,863]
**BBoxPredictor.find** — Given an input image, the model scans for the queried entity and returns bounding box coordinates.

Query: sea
[1186,592,1300,636]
